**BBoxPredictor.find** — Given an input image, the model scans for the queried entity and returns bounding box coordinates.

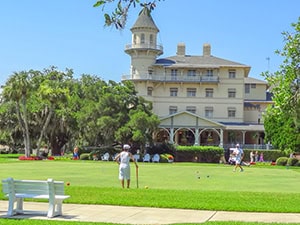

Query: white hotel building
[122,8,273,148]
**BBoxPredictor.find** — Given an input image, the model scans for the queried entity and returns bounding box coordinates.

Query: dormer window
[228,70,236,78]
[206,69,213,77]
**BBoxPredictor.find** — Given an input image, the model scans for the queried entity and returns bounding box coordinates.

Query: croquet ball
[66,182,70,186]
[144,186,148,189]
[198,176,200,179]
[207,175,210,178]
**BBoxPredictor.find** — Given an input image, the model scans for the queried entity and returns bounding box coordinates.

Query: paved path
[1,201,300,224]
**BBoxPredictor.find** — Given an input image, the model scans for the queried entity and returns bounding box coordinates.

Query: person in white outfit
[233,144,244,172]
[115,144,138,188]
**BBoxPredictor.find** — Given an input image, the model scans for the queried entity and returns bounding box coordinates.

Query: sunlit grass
[0,159,299,213]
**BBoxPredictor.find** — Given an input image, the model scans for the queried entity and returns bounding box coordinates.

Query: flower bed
[18,155,55,160]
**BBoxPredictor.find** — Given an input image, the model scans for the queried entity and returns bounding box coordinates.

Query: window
[205,88,213,97]
[228,70,236,79]
[245,84,250,94]
[228,107,236,118]
[187,88,196,97]
[188,70,196,76]
[206,69,213,77]
[169,106,177,114]
[133,34,137,44]
[170,88,178,97]
[205,107,213,118]
[245,83,256,94]
[141,33,145,44]
[149,34,153,44]
[148,69,153,75]
[171,69,177,80]
[228,88,236,98]
[186,106,196,114]
[132,67,136,75]
[147,87,153,96]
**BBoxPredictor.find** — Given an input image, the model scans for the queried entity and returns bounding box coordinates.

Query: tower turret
[124,7,163,79]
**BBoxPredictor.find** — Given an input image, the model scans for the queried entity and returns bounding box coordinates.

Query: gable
[160,111,224,128]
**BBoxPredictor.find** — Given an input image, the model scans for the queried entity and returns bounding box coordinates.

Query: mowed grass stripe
[0,160,299,212]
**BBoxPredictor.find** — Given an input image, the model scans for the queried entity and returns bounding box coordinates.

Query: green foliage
[79,153,90,160]
[243,149,286,162]
[0,70,159,155]
[160,153,174,163]
[287,157,299,166]
[93,0,161,29]
[175,146,223,163]
[276,157,289,166]
[263,17,300,151]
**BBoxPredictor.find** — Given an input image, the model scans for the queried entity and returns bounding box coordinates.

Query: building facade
[122,8,273,149]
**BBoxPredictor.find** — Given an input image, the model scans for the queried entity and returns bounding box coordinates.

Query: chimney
[176,43,186,56]
[203,43,211,56]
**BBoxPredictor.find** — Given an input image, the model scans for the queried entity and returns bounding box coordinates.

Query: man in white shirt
[233,144,244,172]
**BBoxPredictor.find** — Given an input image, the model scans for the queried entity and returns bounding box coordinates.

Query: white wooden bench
[2,177,70,218]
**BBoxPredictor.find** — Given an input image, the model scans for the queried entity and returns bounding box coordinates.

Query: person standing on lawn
[233,144,244,172]
[115,144,138,188]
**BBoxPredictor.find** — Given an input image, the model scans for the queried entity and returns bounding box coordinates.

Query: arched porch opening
[199,128,221,146]
[154,128,170,143]
[173,128,195,146]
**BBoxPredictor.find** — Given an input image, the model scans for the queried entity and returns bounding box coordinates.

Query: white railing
[122,74,219,83]
[125,43,163,52]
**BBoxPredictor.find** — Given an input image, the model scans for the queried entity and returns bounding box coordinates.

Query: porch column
[194,117,199,146]
[242,131,246,145]
[194,129,199,146]
[169,116,174,144]
[170,128,174,144]
[219,129,224,148]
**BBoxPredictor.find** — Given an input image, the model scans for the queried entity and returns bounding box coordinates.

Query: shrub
[243,149,286,162]
[160,154,174,163]
[295,161,300,167]
[276,157,289,166]
[287,157,299,166]
[79,153,90,160]
[175,146,223,163]
[147,143,176,155]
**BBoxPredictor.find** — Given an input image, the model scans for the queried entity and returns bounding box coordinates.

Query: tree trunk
[15,100,31,157]
[49,132,68,156]
[36,108,54,156]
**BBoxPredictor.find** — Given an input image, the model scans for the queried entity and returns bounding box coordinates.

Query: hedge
[175,146,223,163]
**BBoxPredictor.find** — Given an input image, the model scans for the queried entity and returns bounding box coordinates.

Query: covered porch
[154,111,268,148]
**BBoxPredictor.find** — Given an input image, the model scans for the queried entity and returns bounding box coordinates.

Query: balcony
[122,74,219,83]
[125,43,163,55]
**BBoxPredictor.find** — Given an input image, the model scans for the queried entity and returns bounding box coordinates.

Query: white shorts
[119,165,130,180]
[235,157,242,164]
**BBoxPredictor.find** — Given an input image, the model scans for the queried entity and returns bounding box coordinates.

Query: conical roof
[131,7,159,32]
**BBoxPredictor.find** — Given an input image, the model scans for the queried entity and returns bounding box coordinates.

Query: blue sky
[0,0,299,86]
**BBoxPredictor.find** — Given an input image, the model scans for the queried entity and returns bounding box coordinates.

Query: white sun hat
[123,144,131,150]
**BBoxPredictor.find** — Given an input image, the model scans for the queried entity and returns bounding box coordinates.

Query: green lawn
[1,219,300,225]
[0,157,300,225]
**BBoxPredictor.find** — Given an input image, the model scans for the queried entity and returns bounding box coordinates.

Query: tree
[115,97,160,150]
[93,0,162,29]
[2,71,33,157]
[0,69,160,155]
[1,67,73,156]
[263,17,300,151]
